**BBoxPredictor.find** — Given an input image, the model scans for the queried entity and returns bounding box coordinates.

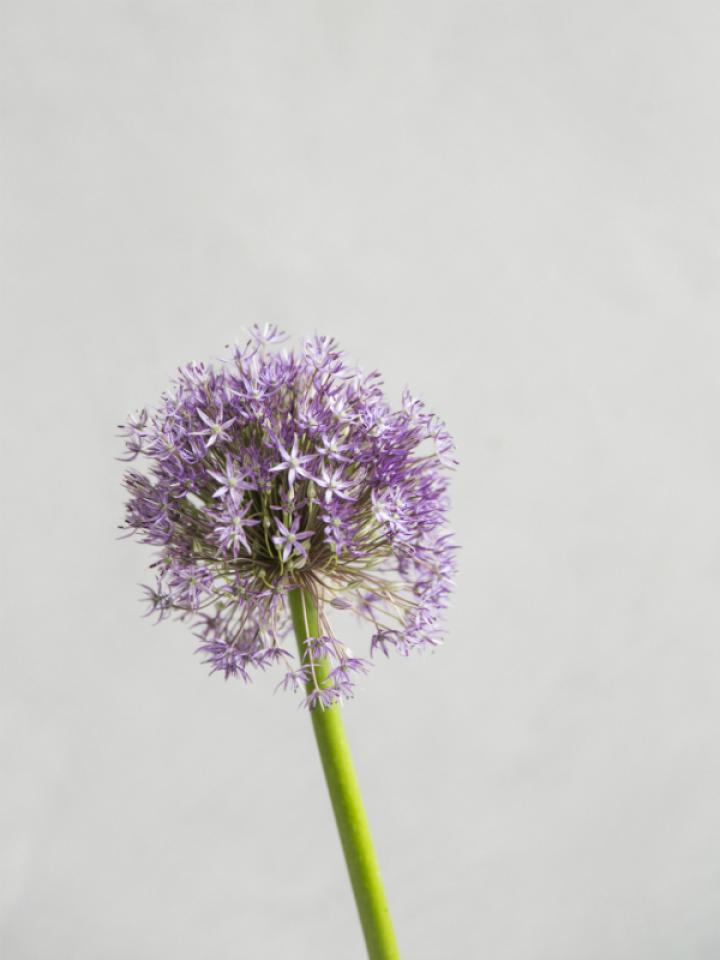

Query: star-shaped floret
[193,405,235,449]
[271,515,314,563]
[316,434,351,462]
[214,505,259,558]
[208,456,253,504]
[316,465,356,504]
[269,436,317,487]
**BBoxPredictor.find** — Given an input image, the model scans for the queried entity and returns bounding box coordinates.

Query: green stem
[288,586,400,960]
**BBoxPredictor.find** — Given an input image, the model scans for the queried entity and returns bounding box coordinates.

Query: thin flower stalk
[288,586,400,960]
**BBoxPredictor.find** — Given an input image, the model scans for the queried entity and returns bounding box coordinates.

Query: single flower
[120,327,457,708]
[120,325,458,958]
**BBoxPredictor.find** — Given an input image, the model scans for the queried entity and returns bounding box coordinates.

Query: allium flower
[269,515,312,563]
[120,325,457,708]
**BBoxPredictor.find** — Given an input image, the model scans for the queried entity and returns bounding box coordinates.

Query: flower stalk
[289,586,400,960]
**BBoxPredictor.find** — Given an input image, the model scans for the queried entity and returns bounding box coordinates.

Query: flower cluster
[120,326,457,707]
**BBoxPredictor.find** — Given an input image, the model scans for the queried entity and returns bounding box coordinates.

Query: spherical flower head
[120,325,458,707]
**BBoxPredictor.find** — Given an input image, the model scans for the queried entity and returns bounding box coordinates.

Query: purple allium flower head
[120,327,457,706]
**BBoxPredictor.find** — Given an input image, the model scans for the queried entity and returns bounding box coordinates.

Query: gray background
[2,2,719,958]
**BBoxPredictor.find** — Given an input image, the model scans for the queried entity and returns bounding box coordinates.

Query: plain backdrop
[2,2,720,958]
